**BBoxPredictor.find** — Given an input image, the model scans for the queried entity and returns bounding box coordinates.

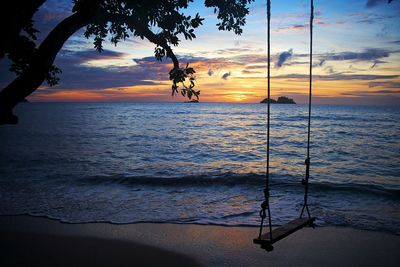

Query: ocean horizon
[1,102,399,234]
[24,100,400,107]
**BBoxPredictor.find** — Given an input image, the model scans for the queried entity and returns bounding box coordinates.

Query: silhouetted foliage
[0,0,254,124]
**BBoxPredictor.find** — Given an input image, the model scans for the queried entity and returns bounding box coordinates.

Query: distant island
[260,96,296,104]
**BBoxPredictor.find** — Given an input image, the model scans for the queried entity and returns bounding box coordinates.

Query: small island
[260,96,296,104]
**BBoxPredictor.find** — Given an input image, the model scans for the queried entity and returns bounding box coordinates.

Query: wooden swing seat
[253,217,315,248]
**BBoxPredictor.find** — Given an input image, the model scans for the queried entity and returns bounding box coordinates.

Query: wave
[311,182,400,199]
[82,173,267,187]
[80,173,400,199]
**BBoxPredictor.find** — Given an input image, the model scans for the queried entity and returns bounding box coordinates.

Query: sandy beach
[0,215,399,266]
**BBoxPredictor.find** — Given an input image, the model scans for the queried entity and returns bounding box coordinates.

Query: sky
[1,0,400,105]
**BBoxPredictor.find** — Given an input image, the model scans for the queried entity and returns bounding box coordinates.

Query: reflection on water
[0,103,399,233]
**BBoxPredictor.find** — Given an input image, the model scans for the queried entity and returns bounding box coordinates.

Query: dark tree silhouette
[0,1,45,75]
[0,0,254,124]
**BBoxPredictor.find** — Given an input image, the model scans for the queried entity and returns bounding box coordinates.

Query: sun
[231,94,248,102]
[226,90,257,102]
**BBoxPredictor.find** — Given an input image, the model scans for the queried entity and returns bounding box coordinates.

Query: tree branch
[110,13,180,69]
[0,11,91,124]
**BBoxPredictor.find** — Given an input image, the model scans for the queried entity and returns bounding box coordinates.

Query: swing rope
[300,0,314,219]
[258,0,272,240]
[257,0,314,241]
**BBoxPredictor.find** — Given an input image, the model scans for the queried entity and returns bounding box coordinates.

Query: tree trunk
[0,12,90,125]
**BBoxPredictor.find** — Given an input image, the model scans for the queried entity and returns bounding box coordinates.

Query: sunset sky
[1,0,400,105]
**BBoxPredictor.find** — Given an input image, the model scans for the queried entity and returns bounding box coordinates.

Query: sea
[0,102,399,234]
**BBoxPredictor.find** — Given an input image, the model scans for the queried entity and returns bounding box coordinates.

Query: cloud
[276,74,399,81]
[354,12,398,25]
[222,72,231,80]
[287,24,307,30]
[48,65,163,90]
[59,49,128,65]
[357,18,376,24]
[287,61,308,66]
[33,0,73,42]
[245,64,267,70]
[134,55,208,64]
[48,50,178,90]
[322,48,390,62]
[46,50,248,92]
[226,54,265,65]
[275,24,307,32]
[368,82,400,88]
[366,0,389,8]
[370,59,386,69]
[275,49,293,68]
[324,67,336,74]
[313,59,326,67]
[341,90,400,96]
[274,19,346,33]
[198,47,261,58]
[241,70,262,74]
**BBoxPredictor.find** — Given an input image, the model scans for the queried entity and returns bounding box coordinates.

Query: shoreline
[1,215,399,266]
[3,213,399,236]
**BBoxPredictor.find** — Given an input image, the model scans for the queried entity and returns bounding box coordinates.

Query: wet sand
[1,215,399,266]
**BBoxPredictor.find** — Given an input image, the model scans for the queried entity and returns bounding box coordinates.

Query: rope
[300,0,314,219]
[258,0,273,240]
[258,0,315,240]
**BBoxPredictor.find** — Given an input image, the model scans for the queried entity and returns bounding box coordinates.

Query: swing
[253,0,316,252]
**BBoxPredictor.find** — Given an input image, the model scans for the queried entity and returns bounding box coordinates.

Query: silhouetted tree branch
[0,0,46,67]
[0,11,93,124]
[0,0,254,125]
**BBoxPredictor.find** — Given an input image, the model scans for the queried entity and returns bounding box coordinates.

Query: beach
[1,215,399,266]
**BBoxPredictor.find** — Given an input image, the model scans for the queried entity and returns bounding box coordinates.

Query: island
[260,96,296,104]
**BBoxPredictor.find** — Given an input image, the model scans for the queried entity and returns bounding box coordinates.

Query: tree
[0,1,46,76]
[0,0,254,125]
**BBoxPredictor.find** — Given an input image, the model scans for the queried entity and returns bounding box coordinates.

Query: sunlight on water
[0,103,399,234]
